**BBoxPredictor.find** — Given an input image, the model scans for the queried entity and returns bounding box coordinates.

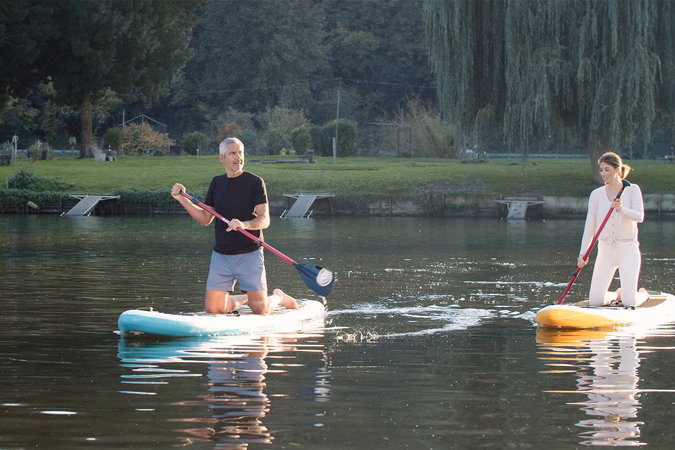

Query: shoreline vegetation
[1,155,675,218]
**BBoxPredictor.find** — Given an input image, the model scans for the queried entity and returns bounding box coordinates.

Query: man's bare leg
[273,289,298,309]
[246,290,273,315]
[205,290,248,314]
[244,289,298,315]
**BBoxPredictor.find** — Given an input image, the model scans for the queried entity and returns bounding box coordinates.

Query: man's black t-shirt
[204,171,268,255]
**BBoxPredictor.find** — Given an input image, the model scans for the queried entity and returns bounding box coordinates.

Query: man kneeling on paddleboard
[171,137,297,315]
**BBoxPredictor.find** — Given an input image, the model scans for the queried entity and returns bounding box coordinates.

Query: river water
[2,215,675,448]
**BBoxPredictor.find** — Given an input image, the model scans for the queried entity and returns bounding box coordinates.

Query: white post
[12,135,18,161]
[120,109,125,156]
[333,78,341,165]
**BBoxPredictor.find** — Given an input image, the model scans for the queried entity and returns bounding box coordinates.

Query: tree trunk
[80,90,93,158]
[587,143,604,185]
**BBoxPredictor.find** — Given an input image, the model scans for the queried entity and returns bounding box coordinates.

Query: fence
[357,123,412,157]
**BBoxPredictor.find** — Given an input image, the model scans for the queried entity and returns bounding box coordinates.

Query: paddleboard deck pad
[536,292,675,329]
[118,299,325,337]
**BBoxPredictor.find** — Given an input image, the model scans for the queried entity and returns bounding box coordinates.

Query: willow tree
[654,1,675,154]
[425,0,666,184]
[577,0,660,175]
[423,0,507,153]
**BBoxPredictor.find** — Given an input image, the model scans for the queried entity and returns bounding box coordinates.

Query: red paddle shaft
[557,180,630,304]
[179,191,295,266]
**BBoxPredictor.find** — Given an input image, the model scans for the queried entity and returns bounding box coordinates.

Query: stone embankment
[274,193,675,219]
[6,193,675,219]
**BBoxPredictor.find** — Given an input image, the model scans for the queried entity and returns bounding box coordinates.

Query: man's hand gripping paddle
[557,179,630,304]
[180,191,334,297]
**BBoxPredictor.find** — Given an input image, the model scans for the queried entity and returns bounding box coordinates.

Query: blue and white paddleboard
[118,299,325,337]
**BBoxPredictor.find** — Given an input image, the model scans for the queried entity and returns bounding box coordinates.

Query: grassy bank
[1,155,674,202]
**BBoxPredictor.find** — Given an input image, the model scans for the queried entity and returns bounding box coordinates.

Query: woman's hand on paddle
[611,198,623,212]
[171,183,186,200]
[577,255,588,268]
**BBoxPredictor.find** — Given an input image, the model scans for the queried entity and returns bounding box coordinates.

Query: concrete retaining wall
[8,193,675,219]
[272,193,675,219]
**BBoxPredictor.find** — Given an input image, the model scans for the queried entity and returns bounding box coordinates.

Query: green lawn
[1,155,673,200]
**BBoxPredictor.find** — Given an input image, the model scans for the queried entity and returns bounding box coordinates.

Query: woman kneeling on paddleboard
[577,152,649,308]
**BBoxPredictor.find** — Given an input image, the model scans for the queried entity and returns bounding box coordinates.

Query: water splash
[327,303,498,339]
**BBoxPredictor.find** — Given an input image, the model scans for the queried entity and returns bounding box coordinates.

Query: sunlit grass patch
[1,155,672,200]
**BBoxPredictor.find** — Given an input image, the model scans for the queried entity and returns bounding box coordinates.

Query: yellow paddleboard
[536,292,675,329]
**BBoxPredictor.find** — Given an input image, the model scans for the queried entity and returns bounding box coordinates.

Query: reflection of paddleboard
[536,328,616,347]
[118,299,325,337]
[536,292,675,329]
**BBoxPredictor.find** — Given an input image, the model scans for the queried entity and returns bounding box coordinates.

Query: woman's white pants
[589,240,648,307]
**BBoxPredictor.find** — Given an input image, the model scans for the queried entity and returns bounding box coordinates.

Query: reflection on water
[537,328,675,447]
[118,332,329,448]
[575,336,641,446]
[3,215,675,448]
[203,345,271,446]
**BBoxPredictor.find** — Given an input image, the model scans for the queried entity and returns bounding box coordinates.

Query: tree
[139,0,437,141]
[322,0,436,120]
[10,0,205,157]
[0,82,122,148]
[654,2,675,151]
[424,0,506,154]
[0,1,55,105]
[184,0,328,119]
[425,0,667,183]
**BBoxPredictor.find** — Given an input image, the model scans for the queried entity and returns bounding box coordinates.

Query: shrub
[260,107,308,155]
[181,131,209,155]
[238,129,262,155]
[103,127,122,150]
[112,188,206,215]
[6,169,72,191]
[396,97,460,158]
[292,126,312,154]
[0,188,70,214]
[310,119,358,157]
[121,122,175,156]
[264,127,288,155]
[213,108,256,152]
[415,191,447,217]
[28,141,52,160]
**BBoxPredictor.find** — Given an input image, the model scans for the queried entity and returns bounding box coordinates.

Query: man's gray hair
[219,137,244,155]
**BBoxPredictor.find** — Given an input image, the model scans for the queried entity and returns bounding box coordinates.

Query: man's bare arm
[171,183,215,226]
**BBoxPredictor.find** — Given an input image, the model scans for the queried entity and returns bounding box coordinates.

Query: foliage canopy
[0,0,205,157]
[424,0,675,181]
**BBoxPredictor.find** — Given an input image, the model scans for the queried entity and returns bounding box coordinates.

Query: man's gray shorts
[206,248,267,293]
